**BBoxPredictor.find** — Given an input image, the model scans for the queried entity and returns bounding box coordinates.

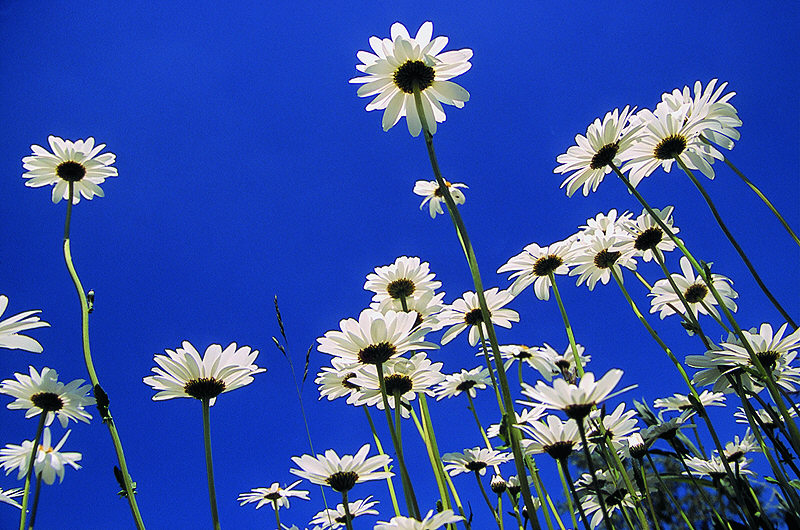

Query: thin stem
[643,454,696,530]
[409,406,452,520]
[272,500,281,530]
[474,471,500,526]
[576,419,614,530]
[27,473,43,530]
[18,414,46,530]
[557,459,579,530]
[635,463,661,530]
[442,471,472,530]
[362,406,401,517]
[479,329,506,412]
[202,398,221,530]
[467,391,493,449]
[341,490,355,530]
[496,494,505,530]
[418,395,455,513]
[548,272,584,378]
[671,445,731,529]
[560,458,591,530]
[526,457,555,530]
[506,493,525,530]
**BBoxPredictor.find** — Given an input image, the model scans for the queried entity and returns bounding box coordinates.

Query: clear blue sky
[1,1,798,528]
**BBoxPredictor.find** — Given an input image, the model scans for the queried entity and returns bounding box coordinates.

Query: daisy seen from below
[0,427,81,485]
[517,414,581,460]
[0,487,22,509]
[683,455,753,479]
[413,179,467,218]
[0,295,50,354]
[555,105,642,196]
[291,444,392,493]
[537,342,591,381]
[497,239,574,299]
[441,447,512,476]
[622,206,681,262]
[315,357,365,403]
[143,341,264,405]
[520,369,627,421]
[350,21,472,136]
[237,479,310,511]
[439,287,519,346]
[710,322,800,373]
[435,366,491,400]
[654,390,726,413]
[316,309,437,368]
[375,509,463,530]
[567,230,637,291]
[491,344,555,375]
[309,496,379,530]
[22,135,117,204]
[586,403,639,452]
[372,289,446,331]
[365,256,441,312]
[486,407,547,440]
[649,256,737,321]
[0,366,93,427]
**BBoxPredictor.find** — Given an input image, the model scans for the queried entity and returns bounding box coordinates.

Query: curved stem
[201,398,220,530]
[467,393,493,449]
[548,272,584,378]
[18,415,46,530]
[474,471,500,525]
[643,454,696,530]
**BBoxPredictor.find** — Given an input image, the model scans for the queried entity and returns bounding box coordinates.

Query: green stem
[548,272,584,378]
[560,458,591,530]
[479,330,506,413]
[362,406,401,517]
[636,463,661,530]
[27,473,42,530]
[409,406,452,520]
[418,395,455,518]
[671,444,731,529]
[272,500,281,529]
[467,389,493,449]
[201,398,221,530]
[496,494,504,530]
[644,454,696,530]
[442,471,472,530]
[474,471,500,526]
[576,419,614,530]
[506,493,524,530]
[526,457,555,530]
[557,460,579,530]
[18,414,46,530]
[341,490,355,530]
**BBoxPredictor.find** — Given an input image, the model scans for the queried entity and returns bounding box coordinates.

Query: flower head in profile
[143,341,265,405]
[291,445,391,493]
[0,366,94,427]
[237,480,309,511]
[315,357,365,403]
[435,366,491,400]
[723,430,760,462]
[439,288,519,346]
[649,256,737,321]
[365,257,441,311]
[375,509,463,530]
[0,295,50,354]
[372,289,447,331]
[520,369,627,420]
[518,414,581,460]
[309,496,379,530]
[654,390,726,413]
[350,21,472,136]
[0,427,81,485]
[22,136,118,204]
[683,455,753,479]
[413,179,468,218]
[497,239,574,299]
[442,447,511,476]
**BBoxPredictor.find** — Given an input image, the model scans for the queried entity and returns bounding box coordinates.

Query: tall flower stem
[675,156,796,328]
[671,445,734,529]
[557,458,579,530]
[548,273,584,378]
[414,396,458,530]
[362,406,401,517]
[466,393,493,449]
[525,457,556,530]
[341,490,355,530]
[576,419,614,530]
[272,500,281,530]
[442,471,472,530]
[201,398,221,530]
[27,473,43,530]
[62,183,145,529]
[473,471,500,526]
[559,458,591,530]
[409,406,452,519]
[18,414,46,530]
[643,454,696,530]
[412,84,540,530]
[634,462,661,530]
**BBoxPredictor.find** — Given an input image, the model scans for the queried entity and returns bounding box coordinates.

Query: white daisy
[22,135,118,204]
[364,256,441,310]
[537,342,591,381]
[711,322,800,373]
[0,487,22,509]
[350,21,472,136]
[237,480,310,510]
[520,369,626,420]
[371,289,447,332]
[0,427,81,485]
[586,403,639,452]
[683,455,753,479]
[649,256,737,320]
[653,390,726,413]
[435,366,491,400]
[567,230,637,291]
[0,295,50,354]
[143,341,264,405]
[315,357,366,403]
[555,106,642,196]
[518,414,581,460]
[413,179,468,218]
[734,405,795,428]
[374,509,463,530]
[486,407,547,440]
[290,444,392,492]
[622,206,681,262]
[491,344,555,375]
[441,447,512,476]
[309,496,379,530]
[439,288,519,346]
[722,430,760,462]
[0,366,94,427]
[497,239,574,299]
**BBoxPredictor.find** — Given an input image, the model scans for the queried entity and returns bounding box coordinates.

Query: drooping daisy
[364,256,442,310]
[486,407,547,440]
[649,256,738,320]
[22,136,118,204]
[0,427,81,485]
[441,447,512,476]
[497,239,574,299]
[374,509,463,530]
[350,21,472,136]
[520,369,626,420]
[290,444,392,492]
[413,179,468,218]
[0,366,94,427]
[439,288,519,346]
[538,342,591,381]
[317,309,437,367]
[435,366,491,400]
[518,414,581,460]
[653,390,726,413]
[555,106,642,196]
[622,206,681,262]
[143,341,264,405]
[0,487,22,509]
[237,480,310,510]
[0,295,50,354]
[309,496,379,530]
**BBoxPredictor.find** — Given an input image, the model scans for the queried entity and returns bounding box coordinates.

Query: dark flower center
[606,489,628,506]
[455,380,477,392]
[514,349,533,359]
[56,161,86,182]
[387,279,415,300]
[544,441,575,460]
[341,373,360,390]
[412,312,424,329]
[326,471,359,492]
[755,350,780,371]
[393,60,436,94]
[184,378,226,400]
[465,461,487,472]
[629,443,648,460]
[634,227,663,251]
[725,450,745,462]
[564,403,594,420]
[653,134,687,160]
[533,255,563,277]
[264,491,283,500]
[335,515,352,524]
[464,308,486,326]
[590,142,619,170]
[31,392,64,412]
[508,484,521,496]
[358,341,397,365]
[491,478,507,494]
[384,374,413,396]
[593,249,621,269]
[684,283,708,304]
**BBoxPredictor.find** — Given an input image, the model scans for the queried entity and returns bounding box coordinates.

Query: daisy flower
[586,403,639,452]
[439,288,519,346]
[0,366,93,427]
[237,480,310,510]
[435,366,491,400]
[0,487,22,509]
[683,455,753,479]
[22,136,117,204]
[441,447,511,476]
[315,357,365,403]
[555,106,642,196]
[649,256,738,320]
[370,289,447,332]
[290,444,392,492]
[538,342,591,381]
[622,206,681,262]
[518,414,581,460]
[309,496,379,530]
[490,344,554,375]
[0,295,50,354]
[413,179,467,218]
[579,486,639,530]
[653,390,726,413]
[567,230,637,291]
[711,322,800,373]
[722,430,760,462]
[734,405,794,428]
[350,21,472,136]
[143,341,264,405]
[364,256,441,310]
[374,509,463,530]
[497,239,574,299]
[520,369,627,420]
[317,309,437,367]
[0,427,81,485]
[486,407,547,440]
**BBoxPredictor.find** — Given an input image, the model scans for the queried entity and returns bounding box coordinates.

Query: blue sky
[1,1,798,528]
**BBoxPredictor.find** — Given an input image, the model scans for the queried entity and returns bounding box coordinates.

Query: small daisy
[497,239,574,299]
[486,407,547,440]
[0,487,23,509]
[435,366,491,400]
[653,390,726,413]
[586,403,639,452]
[579,486,639,530]
[441,447,512,476]
[0,366,94,427]
[290,444,392,492]
[350,21,472,136]
[315,358,365,403]
[0,295,50,354]
[622,206,681,262]
[568,230,637,291]
[237,480,310,510]
[518,414,581,460]
[439,288,519,346]
[365,257,442,309]
[649,256,738,320]
[555,106,642,196]
[520,369,627,420]
[413,179,468,218]
[623,433,649,460]
[0,427,81,485]
[538,342,591,381]
[309,496,379,530]
[374,509,463,530]
[683,455,753,479]
[734,406,795,428]
[722,430,760,462]
[22,135,118,204]
[490,344,554,375]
